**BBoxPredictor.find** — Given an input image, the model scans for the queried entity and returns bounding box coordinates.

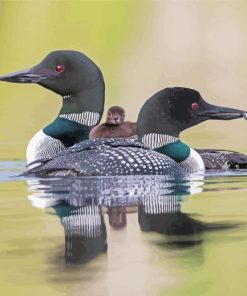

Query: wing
[196,148,247,170]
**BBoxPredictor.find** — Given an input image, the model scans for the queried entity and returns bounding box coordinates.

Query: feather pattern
[26,130,66,165]
[142,133,178,149]
[24,138,185,177]
[62,206,102,238]
[59,111,100,126]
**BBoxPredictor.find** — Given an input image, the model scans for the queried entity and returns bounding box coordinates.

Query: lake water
[1,161,247,296]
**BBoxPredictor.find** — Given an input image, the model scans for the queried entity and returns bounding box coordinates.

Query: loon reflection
[53,204,107,264]
[26,175,235,264]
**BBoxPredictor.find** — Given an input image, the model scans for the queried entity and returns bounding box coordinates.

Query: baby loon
[89,106,137,139]
[23,87,247,177]
[0,50,105,165]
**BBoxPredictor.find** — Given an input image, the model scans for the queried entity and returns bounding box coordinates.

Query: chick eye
[191,102,199,110]
[56,65,64,73]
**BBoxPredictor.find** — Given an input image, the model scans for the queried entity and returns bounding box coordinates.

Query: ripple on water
[1,161,247,296]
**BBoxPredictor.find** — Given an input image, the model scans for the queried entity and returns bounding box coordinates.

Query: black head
[137,87,247,138]
[106,106,125,125]
[0,50,104,96]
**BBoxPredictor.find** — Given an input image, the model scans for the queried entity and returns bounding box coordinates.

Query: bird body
[25,138,185,177]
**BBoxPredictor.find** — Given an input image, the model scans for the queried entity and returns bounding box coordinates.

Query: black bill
[0,68,47,83]
[199,103,247,121]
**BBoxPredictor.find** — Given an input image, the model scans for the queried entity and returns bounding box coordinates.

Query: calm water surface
[1,161,247,296]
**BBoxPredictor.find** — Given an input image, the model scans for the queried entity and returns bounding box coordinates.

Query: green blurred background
[0,0,247,160]
[1,3,247,296]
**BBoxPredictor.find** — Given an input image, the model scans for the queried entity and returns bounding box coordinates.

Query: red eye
[191,102,199,110]
[56,65,64,73]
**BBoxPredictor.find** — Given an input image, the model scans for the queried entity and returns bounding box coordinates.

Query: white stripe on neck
[142,133,178,149]
[59,111,100,126]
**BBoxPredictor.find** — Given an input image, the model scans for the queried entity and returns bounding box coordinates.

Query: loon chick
[0,50,105,165]
[89,106,137,139]
[24,87,247,177]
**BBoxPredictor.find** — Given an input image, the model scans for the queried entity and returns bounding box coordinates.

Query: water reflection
[54,204,107,264]
[138,197,234,249]
[26,175,234,265]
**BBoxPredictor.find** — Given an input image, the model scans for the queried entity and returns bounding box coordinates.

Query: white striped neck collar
[141,133,179,149]
[59,111,100,127]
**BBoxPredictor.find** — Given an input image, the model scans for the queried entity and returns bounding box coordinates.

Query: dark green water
[1,161,247,296]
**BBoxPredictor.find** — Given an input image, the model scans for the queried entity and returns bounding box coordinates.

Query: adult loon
[89,106,137,139]
[24,87,247,177]
[0,50,105,165]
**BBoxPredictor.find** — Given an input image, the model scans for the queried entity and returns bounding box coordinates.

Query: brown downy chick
[89,106,137,139]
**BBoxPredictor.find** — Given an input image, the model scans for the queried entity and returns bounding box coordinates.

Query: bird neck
[141,132,205,172]
[137,97,191,163]
[155,141,190,162]
[60,87,105,115]
[141,133,190,162]
[43,118,91,147]
[43,87,105,147]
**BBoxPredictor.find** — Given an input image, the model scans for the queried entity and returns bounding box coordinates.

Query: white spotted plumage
[26,138,185,177]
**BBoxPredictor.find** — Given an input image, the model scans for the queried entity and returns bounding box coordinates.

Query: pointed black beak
[0,68,47,83]
[199,103,247,121]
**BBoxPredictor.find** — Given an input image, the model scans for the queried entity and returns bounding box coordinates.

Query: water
[1,161,247,296]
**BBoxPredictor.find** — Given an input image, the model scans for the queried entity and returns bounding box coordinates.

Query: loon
[89,106,137,139]
[23,87,247,177]
[0,50,105,165]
